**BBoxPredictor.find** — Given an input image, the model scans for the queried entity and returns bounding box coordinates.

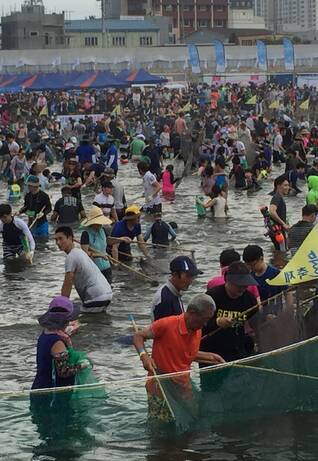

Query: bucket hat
[38,296,80,329]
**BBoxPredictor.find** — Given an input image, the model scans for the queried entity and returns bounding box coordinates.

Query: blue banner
[213,40,226,73]
[187,44,201,74]
[283,38,295,71]
[256,40,268,71]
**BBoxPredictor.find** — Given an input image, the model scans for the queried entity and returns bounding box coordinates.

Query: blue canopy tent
[116,69,131,81]
[26,72,81,91]
[90,71,127,89]
[0,74,32,93]
[122,69,168,85]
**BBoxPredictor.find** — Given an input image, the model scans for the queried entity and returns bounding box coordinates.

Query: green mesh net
[156,336,318,433]
[67,347,107,399]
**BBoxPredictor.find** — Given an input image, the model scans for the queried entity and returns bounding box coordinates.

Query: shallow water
[0,161,314,460]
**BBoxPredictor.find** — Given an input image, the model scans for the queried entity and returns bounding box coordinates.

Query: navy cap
[170,256,203,276]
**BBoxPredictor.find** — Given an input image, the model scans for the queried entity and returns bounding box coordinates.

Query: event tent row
[0,69,168,92]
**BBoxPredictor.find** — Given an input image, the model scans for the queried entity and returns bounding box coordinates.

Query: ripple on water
[0,163,314,460]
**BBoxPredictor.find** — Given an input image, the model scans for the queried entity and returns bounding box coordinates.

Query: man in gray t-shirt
[55,226,112,313]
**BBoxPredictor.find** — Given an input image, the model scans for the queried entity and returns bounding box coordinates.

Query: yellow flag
[111,104,121,116]
[39,105,48,116]
[181,102,191,113]
[267,225,318,286]
[269,100,280,109]
[299,99,309,110]
[246,95,257,105]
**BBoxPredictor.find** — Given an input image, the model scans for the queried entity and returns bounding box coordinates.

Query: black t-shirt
[54,196,83,224]
[270,194,286,223]
[201,285,257,361]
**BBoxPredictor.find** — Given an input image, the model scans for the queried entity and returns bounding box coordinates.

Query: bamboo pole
[201,287,295,342]
[109,236,194,253]
[74,240,159,286]
[129,314,176,421]
[29,206,46,230]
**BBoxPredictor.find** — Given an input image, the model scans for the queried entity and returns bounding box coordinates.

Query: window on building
[183,18,193,27]
[214,19,225,27]
[140,36,153,46]
[45,33,49,45]
[84,36,98,47]
[164,4,173,12]
[198,5,208,11]
[30,31,39,37]
[112,36,126,47]
[198,19,208,28]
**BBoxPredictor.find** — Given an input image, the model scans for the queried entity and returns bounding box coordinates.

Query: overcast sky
[1,0,101,19]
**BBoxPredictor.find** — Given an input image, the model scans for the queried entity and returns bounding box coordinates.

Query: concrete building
[228,7,265,29]
[65,18,161,48]
[229,0,254,8]
[255,0,318,33]
[1,0,65,50]
[151,0,229,41]
[102,0,150,18]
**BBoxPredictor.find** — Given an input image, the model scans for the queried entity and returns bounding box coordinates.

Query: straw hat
[81,205,112,226]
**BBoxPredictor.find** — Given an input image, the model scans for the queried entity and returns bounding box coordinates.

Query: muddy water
[0,161,313,460]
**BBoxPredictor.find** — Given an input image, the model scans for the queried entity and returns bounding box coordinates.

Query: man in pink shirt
[207,248,260,300]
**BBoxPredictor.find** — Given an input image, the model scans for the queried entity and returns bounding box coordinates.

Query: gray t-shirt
[65,248,112,306]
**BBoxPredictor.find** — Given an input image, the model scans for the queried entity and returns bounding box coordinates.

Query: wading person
[19,175,52,237]
[55,226,112,313]
[151,256,203,320]
[201,261,258,363]
[110,205,148,262]
[80,206,113,284]
[32,296,86,390]
[0,203,35,261]
[51,186,86,225]
[133,294,224,422]
[269,175,290,250]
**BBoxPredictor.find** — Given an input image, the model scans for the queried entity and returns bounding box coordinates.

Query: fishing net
[156,336,318,433]
[154,289,318,432]
[67,347,107,399]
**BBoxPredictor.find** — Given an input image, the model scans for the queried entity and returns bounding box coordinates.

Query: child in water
[229,155,246,189]
[161,164,177,201]
[196,185,227,218]
[203,185,227,218]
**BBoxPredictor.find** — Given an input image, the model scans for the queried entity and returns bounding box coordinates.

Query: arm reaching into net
[195,351,225,365]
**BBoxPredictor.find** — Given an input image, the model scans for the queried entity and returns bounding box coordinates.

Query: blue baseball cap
[170,256,203,276]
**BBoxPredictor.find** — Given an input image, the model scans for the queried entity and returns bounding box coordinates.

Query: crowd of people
[1,80,318,423]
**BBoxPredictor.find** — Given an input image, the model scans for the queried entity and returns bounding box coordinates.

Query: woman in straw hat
[80,206,113,284]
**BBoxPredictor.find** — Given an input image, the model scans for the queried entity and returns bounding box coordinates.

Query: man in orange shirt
[133,294,225,422]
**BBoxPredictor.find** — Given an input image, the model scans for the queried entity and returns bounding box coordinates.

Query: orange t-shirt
[146,314,201,395]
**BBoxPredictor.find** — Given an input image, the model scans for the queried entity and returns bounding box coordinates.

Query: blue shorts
[32,221,49,237]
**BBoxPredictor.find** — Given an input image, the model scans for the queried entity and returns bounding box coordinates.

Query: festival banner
[181,101,191,113]
[187,44,201,74]
[213,40,226,73]
[267,225,318,286]
[246,95,257,105]
[111,104,121,116]
[283,38,295,71]
[256,40,268,71]
[299,99,310,110]
[269,100,280,109]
